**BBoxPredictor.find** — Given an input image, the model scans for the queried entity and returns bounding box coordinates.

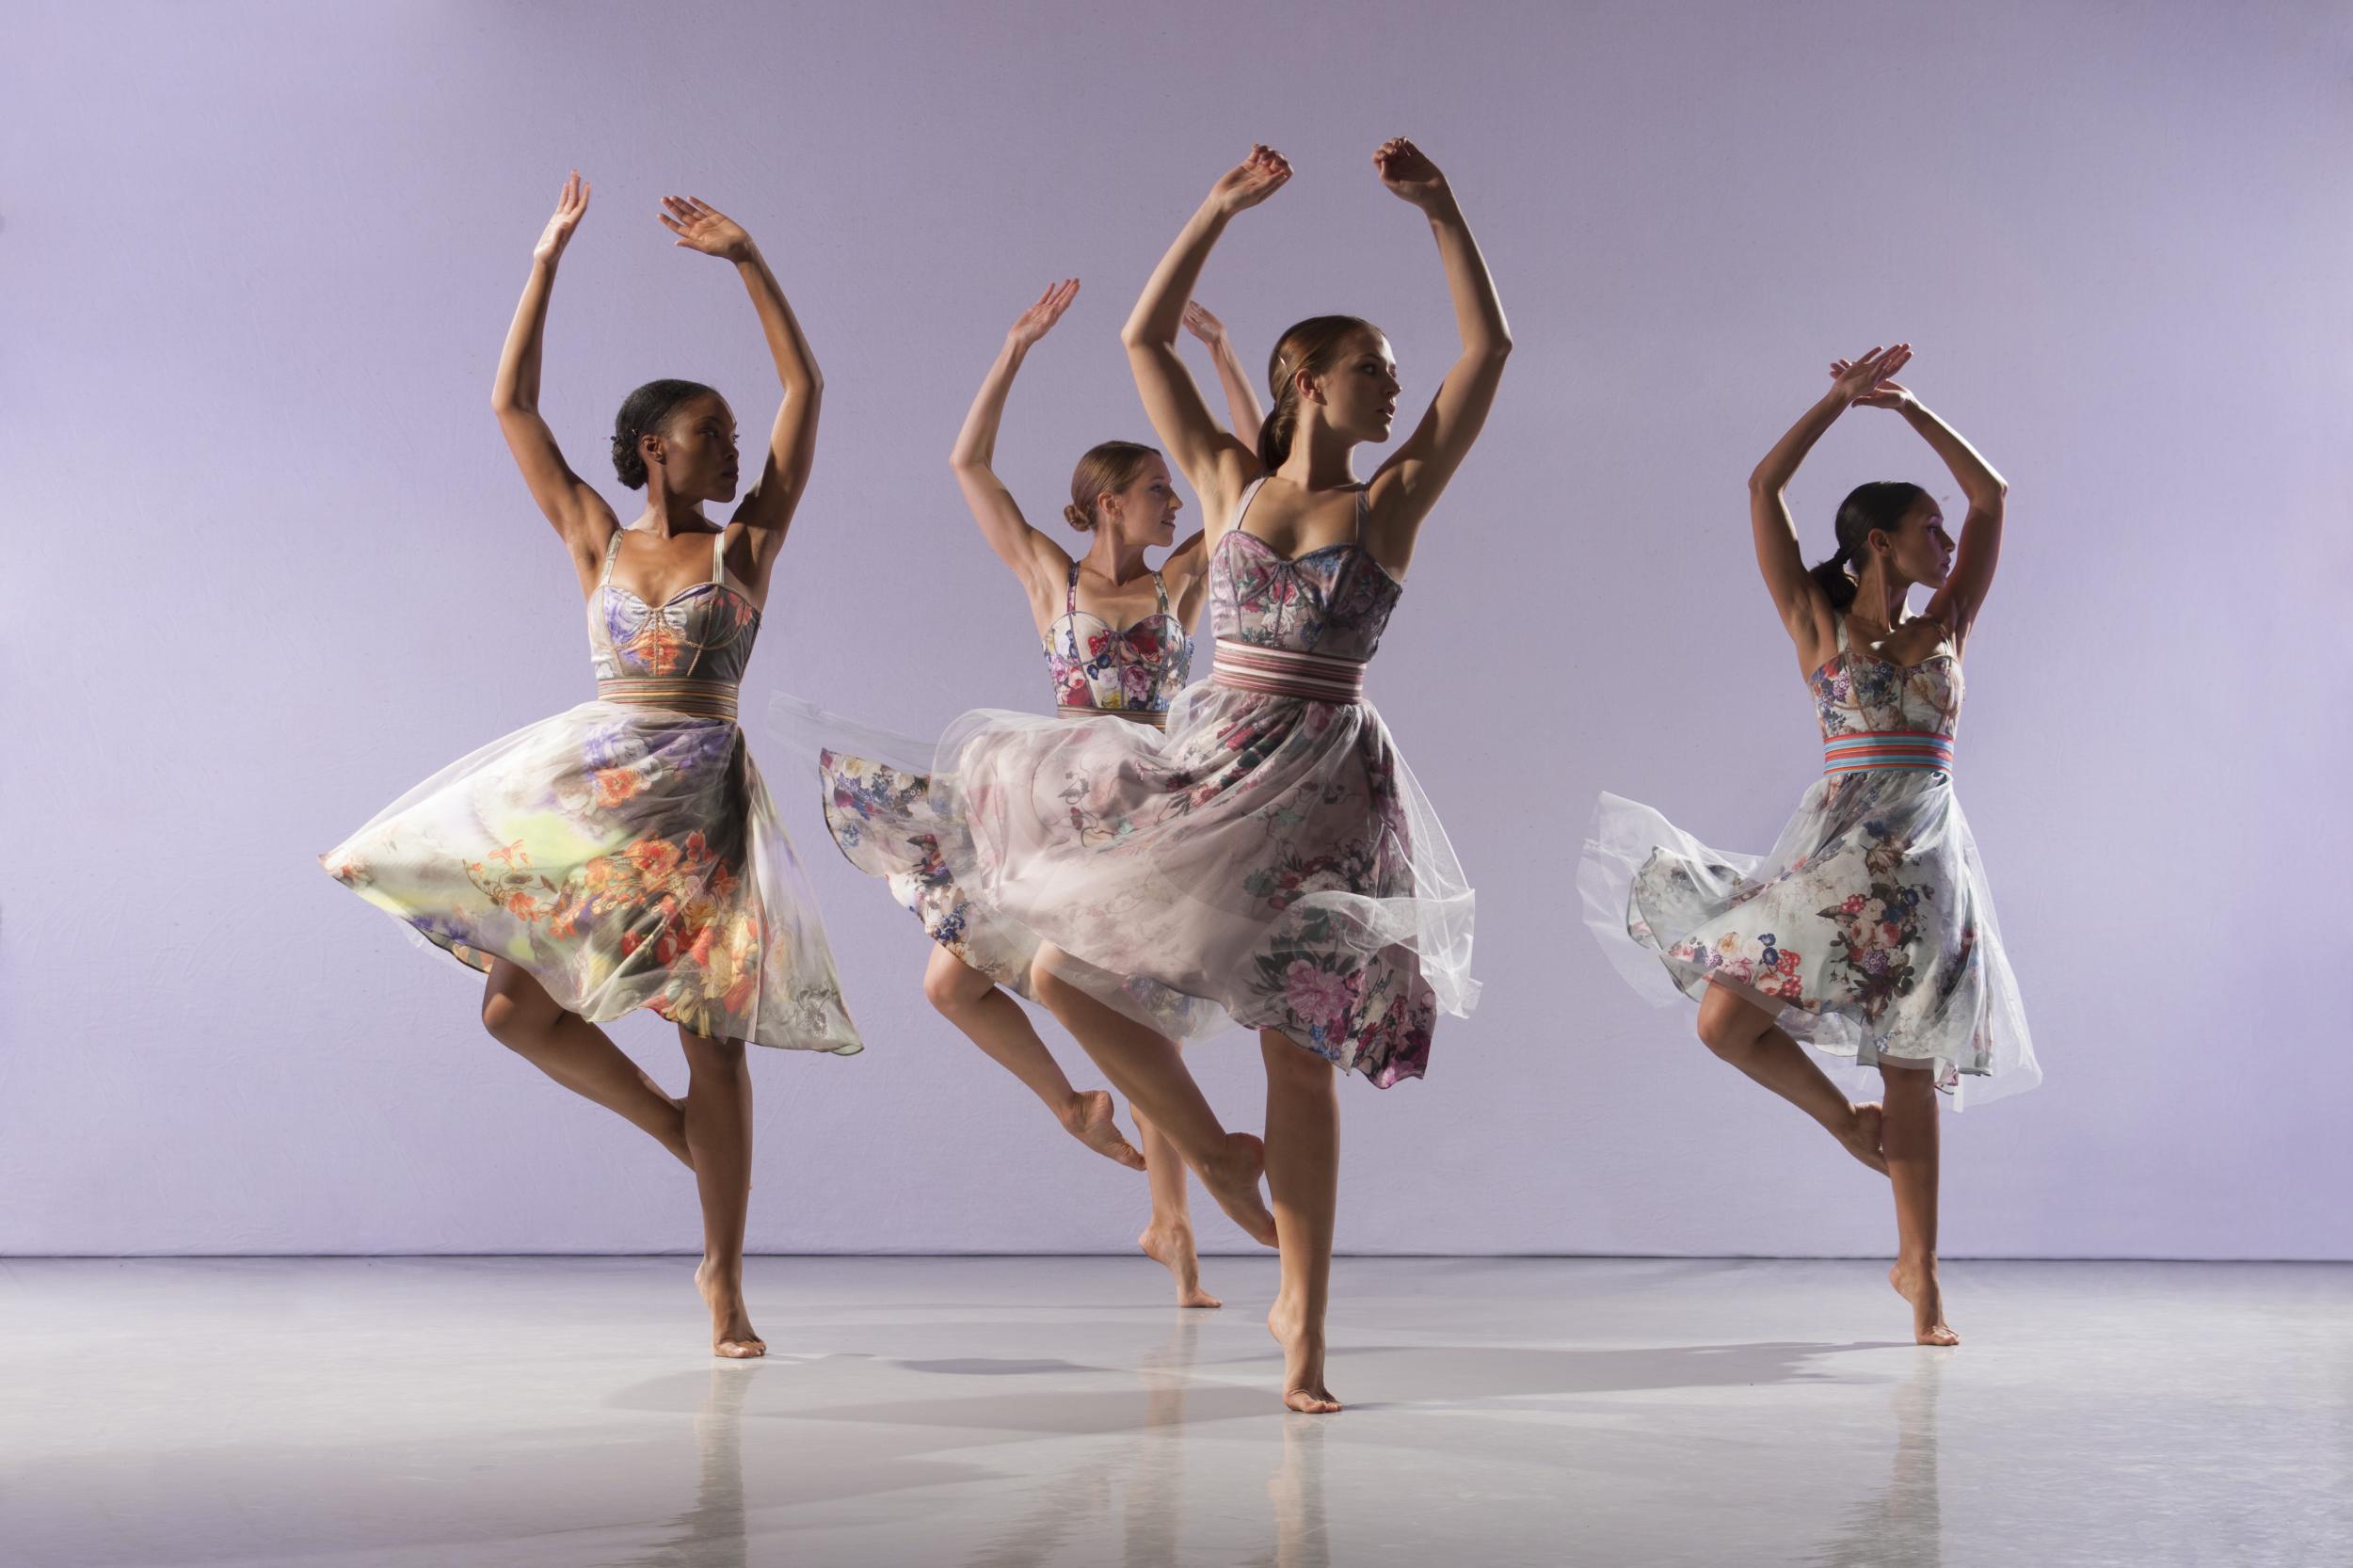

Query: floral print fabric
[320,530,862,1053]
[1579,627,2037,1105]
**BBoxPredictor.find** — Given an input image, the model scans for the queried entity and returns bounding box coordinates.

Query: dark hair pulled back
[1808,480,1932,612]
[1065,440,1160,532]
[610,378,720,489]
[1257,315,1377,471]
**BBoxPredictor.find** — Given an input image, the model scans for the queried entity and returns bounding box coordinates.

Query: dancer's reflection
[631,1362,756,1568]
[1814,1351,1947,1568]
[1262,1415,1330,1568]
[966,1317,1203,1567]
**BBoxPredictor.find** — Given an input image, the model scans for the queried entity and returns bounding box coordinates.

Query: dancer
[1580,344,2040,1347]
[914,139,1507,1412]
[321,173,860,1358]
[805,279,1261,1308]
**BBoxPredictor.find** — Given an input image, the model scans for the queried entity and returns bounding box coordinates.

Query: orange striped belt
[1056,703,1169,728]
[1210,639,1367,704]
[596,677,739,721]
[1823,730,1954,776]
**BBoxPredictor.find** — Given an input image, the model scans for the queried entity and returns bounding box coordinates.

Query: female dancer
[806,280,1261,1308]
[322,173,861,1358]
[1581,344,2040,1346]
[926,139,1509,1412]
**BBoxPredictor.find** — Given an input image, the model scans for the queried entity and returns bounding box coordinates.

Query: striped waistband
[1209,640,1367,704]
[596,677,739,721]
[1823,730,1954,776]
[1057,703,1168,728]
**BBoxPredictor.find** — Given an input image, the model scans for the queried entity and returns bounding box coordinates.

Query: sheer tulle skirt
[780,680,1477,1086]
[1580,773,2037,1107]
[322,701,862,1053]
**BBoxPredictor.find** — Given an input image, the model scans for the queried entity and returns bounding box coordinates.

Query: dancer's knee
[680,1031,747,1079]
[1695,988,1766,1058]
[479,973,555,1048]
[922,953,990,1018]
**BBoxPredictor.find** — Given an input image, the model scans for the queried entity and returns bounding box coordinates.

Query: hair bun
[1063,503,1095,532]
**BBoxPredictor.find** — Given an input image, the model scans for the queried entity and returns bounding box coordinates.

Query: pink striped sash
[1822,729,1954,776]
[596,677,739,722]
[1209,639,1367,704]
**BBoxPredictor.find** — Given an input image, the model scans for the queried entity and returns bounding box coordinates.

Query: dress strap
[1150,569,1170,616]
[600,527,625,585]
[711,527,728,586]
[1065,559,1082,615]
[1230,475,1270,536]
[1353,484,1369,543]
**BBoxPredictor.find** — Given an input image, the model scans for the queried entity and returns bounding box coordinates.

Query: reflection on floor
[3,1256,2346,1566]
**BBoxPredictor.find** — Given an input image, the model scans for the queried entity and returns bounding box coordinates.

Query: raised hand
[1372,136,1450,211]
[659,196,755,263]
[1828,344,1913,407]
[1180,300,1229,347]
[1831,350,1918,411]
[1008,279,1080,350]
[1209,145,1292,217]
[532,170,591,264]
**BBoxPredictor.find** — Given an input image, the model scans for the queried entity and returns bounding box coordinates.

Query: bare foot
[1267,1295,1341,1414]
[1062,1089,1147,1171]
[1140,1224,1222,1308]
[1200,1133,1278,1247]
[1838,1102,1889,1175]
[695,1258,767,1359]
[1890,1258,1960,1346]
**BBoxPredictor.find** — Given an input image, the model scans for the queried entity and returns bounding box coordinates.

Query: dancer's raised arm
[1747,344,1913,652]
[1834,362,2008,641]
[951,280,1082,611]
[1181,301,1266,442]
[1363,139,1513,552]
[661,196,819,598]
[1122,146,1292,520]
[491,171,619,575]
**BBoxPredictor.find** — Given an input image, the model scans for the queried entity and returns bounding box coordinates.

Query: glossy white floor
[3,1256,2345,1567]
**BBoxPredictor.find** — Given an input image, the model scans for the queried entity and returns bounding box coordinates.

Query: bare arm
[1365,140,1513,563]
[490,171,618,576]
[1181,301,1266,440]
[1897,396,2006,640]
[951,280,1080,612]
[1749,345,1912,648]
[1121,147,1292,522]
[659,197,817,598]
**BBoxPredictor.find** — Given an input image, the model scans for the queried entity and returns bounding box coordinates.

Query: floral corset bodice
[1209,480,1402,663]
[587,527,761,685]
[1809,620,1963,742]
[1043,561,1192,715]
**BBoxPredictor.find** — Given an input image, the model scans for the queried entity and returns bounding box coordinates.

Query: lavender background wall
[6,1,2347,1259]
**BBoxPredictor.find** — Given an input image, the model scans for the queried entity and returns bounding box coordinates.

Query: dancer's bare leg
[1696,982,1887,1174]
[1030,947,1275,1245]
[1134,1102,1220,1307]
[480,959,690,1166]
[922,946,1143,1170]
[679,1027,763,1359]
[1261,1031,1340,1413]
[1881,1061,1957,1345]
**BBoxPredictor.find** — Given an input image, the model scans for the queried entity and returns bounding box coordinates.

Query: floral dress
[788,563,1218,1037]
[792,479,1477,1086]
[1581,621,2037,1105]
[321,527,862,1053]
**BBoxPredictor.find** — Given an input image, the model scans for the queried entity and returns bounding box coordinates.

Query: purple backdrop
[6,1,2348,1258]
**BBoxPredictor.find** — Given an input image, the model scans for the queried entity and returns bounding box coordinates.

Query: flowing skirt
[1580,772,2037,1106]
[782,679,1476,1086]
[322,701,862,1053]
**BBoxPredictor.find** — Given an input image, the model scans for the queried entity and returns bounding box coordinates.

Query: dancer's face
[1878,496,1955,588]
[1101,456,1182,546]
[648,393,741,503]
[1306,328,1401,445]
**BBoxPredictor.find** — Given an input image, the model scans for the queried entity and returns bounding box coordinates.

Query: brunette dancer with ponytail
[1582,344,2041,1346]
[796,280,1262,1307]
[890,140,1508,1412]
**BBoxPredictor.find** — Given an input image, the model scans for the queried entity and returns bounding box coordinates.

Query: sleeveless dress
[793,562,1215,1035]
[320,528,863,1053]
[795,480,1476,1085]
[1580,621,2037,1106]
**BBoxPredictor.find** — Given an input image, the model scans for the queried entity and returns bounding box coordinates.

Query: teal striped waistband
[1823,730,1954,776]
